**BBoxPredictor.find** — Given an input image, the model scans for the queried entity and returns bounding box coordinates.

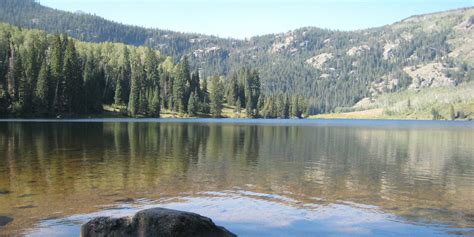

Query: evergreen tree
[200,76,210,113]
[238,67,248,107]
[283,95,290,119]
[190,70,200,99]
[160,70,173,110]
[235,97,242,115]
[128,62,141,117]
[188,91,198,116]
[15,53,28,114]
[120,46,131,104]
[173,57,189,113]
[83,55,103,113]
[62,38,84,114]
[34,59,50,115]
[209,76,224,117]
[0,41,8,115]
[244,69,261,118]
[291,96,299,118]
[149,86,160,117]
[50,34,63,114]
[201,77,208,98]
[114,75,123,105]
[298,96,307,118]
[226,72,239,106]
[139,82,149,116]
[144,48,160,116]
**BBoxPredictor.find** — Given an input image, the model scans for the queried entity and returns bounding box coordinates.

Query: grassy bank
[311,82,474,121]
[102,104,247,119]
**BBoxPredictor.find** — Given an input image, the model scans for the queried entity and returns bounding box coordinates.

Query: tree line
[0,23,307,118]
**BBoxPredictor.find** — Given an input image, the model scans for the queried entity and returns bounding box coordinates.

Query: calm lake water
[0,119,473,236]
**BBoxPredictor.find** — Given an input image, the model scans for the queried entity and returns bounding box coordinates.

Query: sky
[40,0,474,39]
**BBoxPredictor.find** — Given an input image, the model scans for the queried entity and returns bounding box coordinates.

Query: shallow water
[0,119,473,236]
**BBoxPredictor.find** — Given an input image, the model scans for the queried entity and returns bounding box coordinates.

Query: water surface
[0,119,473,236]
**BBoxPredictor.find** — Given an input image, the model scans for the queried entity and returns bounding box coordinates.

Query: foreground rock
[0,216,13,226]
[81,208,236,237]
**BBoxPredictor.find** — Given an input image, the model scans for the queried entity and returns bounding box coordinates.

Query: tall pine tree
[209,76,224,117]
[62,38,84,114]
[34,59,50,115]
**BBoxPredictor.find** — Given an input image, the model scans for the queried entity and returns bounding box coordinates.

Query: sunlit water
[0,119,473,236]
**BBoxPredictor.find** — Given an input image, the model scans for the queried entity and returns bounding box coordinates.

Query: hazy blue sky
[40,0,473,39]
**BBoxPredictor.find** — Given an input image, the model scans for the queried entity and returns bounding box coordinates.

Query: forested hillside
[0,0,473,114]
[0,23,308,118]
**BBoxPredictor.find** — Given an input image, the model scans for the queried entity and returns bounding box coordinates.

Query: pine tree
[188,91,198,116]
[160,70,173,110]
[0,42,8,114]
[114,74,123,106]
[149,86,160,117]
[34,59,50,115]
[121,46,131,104]
[145,48,160,116]
[238,67,248,107]
[298,96,307,118]
[139,84,149,115]
[209,76,224,117]
[291,96,299,118]
[128,61,141,117]
[283,95,290,119]
[199,75,210,113]
[201,77,208,98]
[244,69,261,118]
[173,57,189,113]
[226,72,239,106]
[235,97,242,114]
[62,38,84,114]
[50,34,63,114]
[83,55,103,113]
[15,53,28,114]
[22,40,40,114]
[190,70,200,98]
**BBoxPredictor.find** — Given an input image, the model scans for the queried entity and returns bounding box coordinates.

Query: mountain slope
[1,0,473,114]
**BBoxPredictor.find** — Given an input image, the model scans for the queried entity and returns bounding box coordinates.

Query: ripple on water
[24,194,474,237]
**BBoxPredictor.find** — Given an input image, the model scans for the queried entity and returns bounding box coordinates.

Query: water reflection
[0,120,473,236]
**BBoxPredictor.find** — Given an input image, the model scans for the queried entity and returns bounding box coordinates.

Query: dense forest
[0,24,307,118]
[0,0,473,115]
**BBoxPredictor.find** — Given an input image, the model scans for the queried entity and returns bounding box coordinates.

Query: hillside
[311,82,474,120]
[0,23,304,119]
[0,0,473,114]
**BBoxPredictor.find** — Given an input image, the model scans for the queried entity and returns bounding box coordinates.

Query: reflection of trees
[0,122,473,229]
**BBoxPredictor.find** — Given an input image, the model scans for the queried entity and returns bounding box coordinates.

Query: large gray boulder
[81,208,236,237]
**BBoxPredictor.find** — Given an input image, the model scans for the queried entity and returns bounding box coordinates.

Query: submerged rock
[114,198,135,203]
[81,208,236,237]
[16,205,37,209]
[0,216,13,226]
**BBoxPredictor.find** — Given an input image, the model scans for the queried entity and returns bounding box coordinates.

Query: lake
[0,119,473,236]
